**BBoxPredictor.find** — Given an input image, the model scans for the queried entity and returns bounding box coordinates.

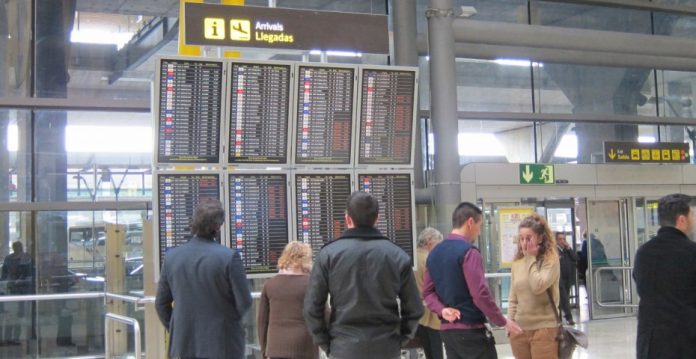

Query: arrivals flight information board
[295,173,352,256]
[358,68,416,165]
[229,62,291,164]
[228,173,289,274]
[295,65,355,165]
[156,58,223,164]
[157,173,221,265]
[358,173,415,263]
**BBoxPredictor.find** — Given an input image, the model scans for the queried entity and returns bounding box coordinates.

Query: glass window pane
[277,0,386,13]
[457,59,533,112]
[532,1,651,34]
[534,63,657,117]
[458,120,535,164]
[653,12,696,40]
[457,0,529,23]
[35,110,152,202]
[0,109,32,203]
[537,121,661,164]
[35,5,153,101]
[0,1,32,99]
[656,70,696,119]
[655,69,695,162]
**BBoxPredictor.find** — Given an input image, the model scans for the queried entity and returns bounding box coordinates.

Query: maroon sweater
[257,274,319,359]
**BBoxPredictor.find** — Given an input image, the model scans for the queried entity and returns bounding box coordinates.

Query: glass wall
[3,0,696,357]
[0,208,148,357]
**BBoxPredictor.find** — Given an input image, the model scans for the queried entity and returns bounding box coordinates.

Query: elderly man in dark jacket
[304,191,424,359]
[156,201,252,359]
[633,193,696,359]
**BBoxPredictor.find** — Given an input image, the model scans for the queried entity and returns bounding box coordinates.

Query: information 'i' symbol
[204,18,225,40]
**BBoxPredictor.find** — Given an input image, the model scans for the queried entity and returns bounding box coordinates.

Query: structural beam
[452,19,696,59]
[417,110,696,126]
[448,43,696,73]
[0,97,150,112]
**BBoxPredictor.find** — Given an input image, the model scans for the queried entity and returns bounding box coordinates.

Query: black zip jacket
[303,226,424,359]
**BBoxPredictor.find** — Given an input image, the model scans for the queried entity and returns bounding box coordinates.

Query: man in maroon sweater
[423,202,521,359]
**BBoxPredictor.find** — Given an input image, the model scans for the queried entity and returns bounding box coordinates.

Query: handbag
[546,289,589,359]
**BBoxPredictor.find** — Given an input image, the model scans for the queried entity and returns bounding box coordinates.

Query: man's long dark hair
[191,200,225,239]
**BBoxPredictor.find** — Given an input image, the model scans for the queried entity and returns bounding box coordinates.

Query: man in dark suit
[156,201,252,359]
[633,193,696,359]
[555,232,578,325]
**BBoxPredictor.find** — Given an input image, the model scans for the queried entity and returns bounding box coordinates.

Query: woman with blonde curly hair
[508,214,561,359]
[258,241,318,359]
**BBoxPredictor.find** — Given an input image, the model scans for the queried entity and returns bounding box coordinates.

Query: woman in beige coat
[508,214,561,359]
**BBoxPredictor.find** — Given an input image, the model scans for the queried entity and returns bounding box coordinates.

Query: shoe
[567,320,576,326]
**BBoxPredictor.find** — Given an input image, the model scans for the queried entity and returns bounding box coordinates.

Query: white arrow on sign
[522,165,534,183]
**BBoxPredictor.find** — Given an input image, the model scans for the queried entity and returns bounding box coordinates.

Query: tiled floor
[495,316,636,359]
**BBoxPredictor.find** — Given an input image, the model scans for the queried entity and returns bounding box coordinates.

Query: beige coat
[508,255,560,331]
[416,248,441,329]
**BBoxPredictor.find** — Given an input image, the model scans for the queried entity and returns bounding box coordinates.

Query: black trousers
[559,282,574,322]
[441,328,497,359]
[416,325,444,359]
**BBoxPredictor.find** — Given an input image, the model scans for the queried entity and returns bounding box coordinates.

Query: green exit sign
[519,164,555,184]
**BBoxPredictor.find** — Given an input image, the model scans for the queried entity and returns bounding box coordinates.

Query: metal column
[427,0,461,228]
[392,0,426,190]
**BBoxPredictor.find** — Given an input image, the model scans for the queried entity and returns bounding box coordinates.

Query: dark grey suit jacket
[634,226,696,359]
[156,236,252,359]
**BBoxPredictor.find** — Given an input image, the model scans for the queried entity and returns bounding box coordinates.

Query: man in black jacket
[304,191,424,359]
[633,193,696,359]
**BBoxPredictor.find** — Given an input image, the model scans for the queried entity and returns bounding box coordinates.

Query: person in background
[1,241,33,346]
[633,193,696,359]
[423,202,521,359]
[414,227,444,359]
[555,232,578,325]
[155,200,252,359]
[577,231,588,286]
[304,191,423,359]
[508,214,560,359]
[258,241,318,359]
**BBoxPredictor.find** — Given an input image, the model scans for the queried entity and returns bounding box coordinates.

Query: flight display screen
[358,68,416,165]
[157,59,223,164]
[358,173,415,263]
[294,173,352,256]
[157,173,221,265]
[228,173,289,274]
[229,62,291,164]
[295,65,354,165]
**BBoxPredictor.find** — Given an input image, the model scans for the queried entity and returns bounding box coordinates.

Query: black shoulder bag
[546,289,589,359]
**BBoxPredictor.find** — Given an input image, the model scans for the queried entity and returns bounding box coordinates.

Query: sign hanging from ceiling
[604,141,690,163]
[184,3,389,53]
